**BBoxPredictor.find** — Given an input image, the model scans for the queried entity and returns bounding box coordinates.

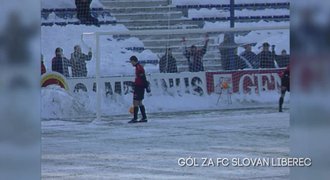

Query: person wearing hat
[128,56,148,123]
[257,42,275,68]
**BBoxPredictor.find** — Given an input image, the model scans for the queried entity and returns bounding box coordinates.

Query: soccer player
[128,56,148,123]
[279,65,290,112]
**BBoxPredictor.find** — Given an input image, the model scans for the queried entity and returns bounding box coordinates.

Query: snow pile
[203,20,290,54]
[189,8,227,19]
[41,85,289,119]
[41,85,92,119]
[203,20,289,29]
[235,28,290,54]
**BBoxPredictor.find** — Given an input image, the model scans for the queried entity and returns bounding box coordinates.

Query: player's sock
[139,105,147,122]
[279,97,284,112]
[128,107,139,123]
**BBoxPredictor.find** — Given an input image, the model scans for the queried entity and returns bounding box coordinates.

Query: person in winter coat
[70,45,92,77]
[275,49,290,68]
[51,47,71,77]
[75,0,99,26]
[240,44,259,69]
[257,42,276,68]
[159,48,178,73]
[219,33,240,70]
[183,35,209,72]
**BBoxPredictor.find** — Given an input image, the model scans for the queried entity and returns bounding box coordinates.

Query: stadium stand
[45,0,289,70]
[176,2,290,10]
[41,7,116,26]
[98,0,288,70]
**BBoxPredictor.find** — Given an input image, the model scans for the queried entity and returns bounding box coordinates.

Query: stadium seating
[44,0,289,71]
[41,7,116,26]
[176,2,290,10]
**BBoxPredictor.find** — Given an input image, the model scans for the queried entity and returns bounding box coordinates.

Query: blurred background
[291,0,330,179]
[0,0,40,179]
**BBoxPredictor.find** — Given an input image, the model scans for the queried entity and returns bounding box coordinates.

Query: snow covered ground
[42,108,289,179]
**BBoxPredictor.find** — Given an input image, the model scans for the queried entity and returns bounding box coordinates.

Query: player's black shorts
[133,86,145,101]
[281,76,290,93]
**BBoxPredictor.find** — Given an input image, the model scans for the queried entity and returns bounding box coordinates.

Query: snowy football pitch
[42,108,289,179]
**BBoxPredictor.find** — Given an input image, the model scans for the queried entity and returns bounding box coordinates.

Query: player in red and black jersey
[279,64,290,112]
[128,56,148,123]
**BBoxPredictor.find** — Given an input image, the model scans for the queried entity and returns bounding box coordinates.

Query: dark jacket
[75,0,92,19]
[75,0,99,26]
[184,42,208,72]
[159,54,178,73]
[275,54,290,68]
[233,55,248,70]
[51,55,71,77]
[240,51,259,69]
[70,51,92,77]
[220,48,233,70]
[257,51,275,68]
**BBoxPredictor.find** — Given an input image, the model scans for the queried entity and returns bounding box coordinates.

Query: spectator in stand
[75,0,99,26]
[183,34,209,72]
[219,33,240,70]
[51,47,71,77]
[240,44,259,69]
[233,48,248,70]
[159,48,178,73]
[221,47,248,70]
[275,49,290,68]
[41,54,46,75]
[257,42,276,68]
[70,45,92,77]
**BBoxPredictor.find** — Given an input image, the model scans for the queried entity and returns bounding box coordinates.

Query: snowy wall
[41,69,287,119]
[61,69,282,95]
